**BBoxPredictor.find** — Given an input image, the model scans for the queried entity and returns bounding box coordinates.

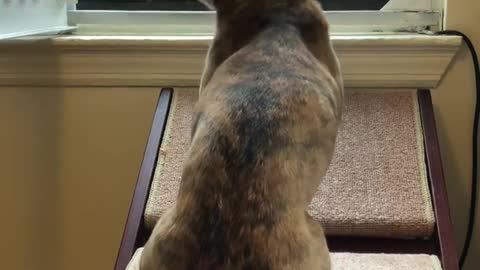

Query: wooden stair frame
[113,88,459,270]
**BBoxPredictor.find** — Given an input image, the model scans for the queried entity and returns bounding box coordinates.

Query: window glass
[77,0,392,11]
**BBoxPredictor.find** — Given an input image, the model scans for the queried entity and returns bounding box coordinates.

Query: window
[76,0,392,11]
[67,0,443,35]
[0,0,443,39]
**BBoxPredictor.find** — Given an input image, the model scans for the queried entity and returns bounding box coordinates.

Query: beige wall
[0,88,160,270]
[433,0,480,268]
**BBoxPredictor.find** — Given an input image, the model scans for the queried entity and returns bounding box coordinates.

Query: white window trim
[66,0,445,35]
[0,33,461,89]
[0,26,76,40]
[0,0,444,38]
[67,10,442,35]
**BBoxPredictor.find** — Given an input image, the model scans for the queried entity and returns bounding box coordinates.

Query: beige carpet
[144,88,435,238]
[330,253,442,270]
[127,248,443,270]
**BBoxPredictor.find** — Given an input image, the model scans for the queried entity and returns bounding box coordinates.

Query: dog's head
[198,0,341,91]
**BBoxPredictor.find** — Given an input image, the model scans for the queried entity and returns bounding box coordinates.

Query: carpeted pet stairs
[128,88,441,269]
[144,88,435,239]
[127,248,443,270]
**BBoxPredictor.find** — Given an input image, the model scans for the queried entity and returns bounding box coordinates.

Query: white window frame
[67,10,442,35]
[66,0,445,35]
[0,0,445,39]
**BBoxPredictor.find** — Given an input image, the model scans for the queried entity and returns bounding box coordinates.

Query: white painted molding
[0,34,461,88]
[381,0,432,11]
[0,26,77,40]
[382,0,444,11]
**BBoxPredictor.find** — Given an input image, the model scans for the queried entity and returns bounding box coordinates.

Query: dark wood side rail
[114,88,173,270]
[418,89,459,270]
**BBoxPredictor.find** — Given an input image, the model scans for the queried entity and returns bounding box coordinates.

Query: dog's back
[140,1,343,270]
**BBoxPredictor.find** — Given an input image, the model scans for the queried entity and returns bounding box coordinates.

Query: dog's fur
[140,0,343,269]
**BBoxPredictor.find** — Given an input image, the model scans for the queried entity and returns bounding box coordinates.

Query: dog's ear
[198,0,216,10]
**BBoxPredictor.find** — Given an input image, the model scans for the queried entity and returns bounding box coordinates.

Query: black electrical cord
[435,30,480,269]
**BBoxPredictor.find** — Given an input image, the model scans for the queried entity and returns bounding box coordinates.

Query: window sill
[0,34,461,88]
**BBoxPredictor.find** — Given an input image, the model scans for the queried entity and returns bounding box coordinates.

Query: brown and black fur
[140,0,343,269]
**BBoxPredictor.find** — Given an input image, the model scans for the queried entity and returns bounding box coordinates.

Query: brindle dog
[140,0,343,269]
